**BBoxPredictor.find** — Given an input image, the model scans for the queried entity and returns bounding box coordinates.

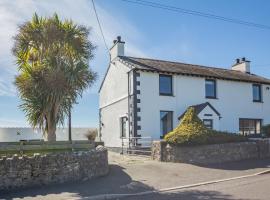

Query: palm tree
[12,13,97,141]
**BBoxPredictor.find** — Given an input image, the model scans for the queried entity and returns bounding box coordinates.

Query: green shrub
[262,124,270,137]
[164,107,247,145]
[164,107,209,145]
[206,130,247,144]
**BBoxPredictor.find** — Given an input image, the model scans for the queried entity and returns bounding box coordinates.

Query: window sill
[205,96,218,99]
[253,100,263,103]
[160,93,174,97]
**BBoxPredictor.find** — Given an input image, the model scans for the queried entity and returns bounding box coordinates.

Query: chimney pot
[117,36,121,42]
[232,57,250,73]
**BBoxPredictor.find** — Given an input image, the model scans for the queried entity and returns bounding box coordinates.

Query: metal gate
[121,136,152,156]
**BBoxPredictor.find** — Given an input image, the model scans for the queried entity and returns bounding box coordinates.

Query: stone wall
[152,139,270,164]
[0,146,109,191]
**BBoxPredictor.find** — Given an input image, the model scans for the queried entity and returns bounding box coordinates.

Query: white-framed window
[203,119,213,129]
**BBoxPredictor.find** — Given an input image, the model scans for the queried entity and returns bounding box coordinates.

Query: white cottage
[99,36,270,148]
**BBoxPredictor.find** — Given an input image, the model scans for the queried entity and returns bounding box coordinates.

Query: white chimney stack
[232,57,250,73]
[110,36,125,61]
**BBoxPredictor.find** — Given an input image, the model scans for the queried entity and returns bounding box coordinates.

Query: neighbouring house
[99,36,270,148]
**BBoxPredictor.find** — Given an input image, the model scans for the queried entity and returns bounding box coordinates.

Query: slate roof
[118,56,270,84]
[178,102,220,120]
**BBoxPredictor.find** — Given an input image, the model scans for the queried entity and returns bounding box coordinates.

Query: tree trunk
[45,115,57,141]
[45,129,56,141]
[68,107,72,141]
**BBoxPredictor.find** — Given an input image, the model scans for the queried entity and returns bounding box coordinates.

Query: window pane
[160,111,173,137]
[159,75,172,95]
[203,119,213,129]
[121,117,127,138]
[239,119,261,135]
[253,85,261,101]
[205,80,216,98]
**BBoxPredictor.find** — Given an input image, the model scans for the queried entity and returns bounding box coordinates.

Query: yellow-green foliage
[165,107,210,144]
[164,107,248,145]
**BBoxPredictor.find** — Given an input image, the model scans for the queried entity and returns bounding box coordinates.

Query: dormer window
[205,79,216,99]
[253,84,262,102]
[159,74,173,96]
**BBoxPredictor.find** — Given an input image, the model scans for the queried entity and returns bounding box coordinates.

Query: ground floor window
[239,118,262,136]
[120,117,128,138]
[160,111,173,138]
[203,119,213,129]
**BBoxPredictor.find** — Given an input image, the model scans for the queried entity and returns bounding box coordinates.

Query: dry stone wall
[152,139,270,164]
[0,146,109,191]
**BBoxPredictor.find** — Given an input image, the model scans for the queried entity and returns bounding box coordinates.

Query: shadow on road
[0,164,153,199]
[194,158,270,170]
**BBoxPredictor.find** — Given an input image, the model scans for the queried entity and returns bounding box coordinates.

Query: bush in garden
[164,107,209,145]
[164,107,247,145]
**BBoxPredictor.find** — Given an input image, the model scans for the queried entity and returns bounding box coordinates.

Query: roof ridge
[118,56,270,84]
[124,56,236,73]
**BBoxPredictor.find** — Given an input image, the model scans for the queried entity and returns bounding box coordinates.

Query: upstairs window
[205,79,216,99]
[159,74,173,96]
[253,84,262,102]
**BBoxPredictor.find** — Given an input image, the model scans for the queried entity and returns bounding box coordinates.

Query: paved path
[1,152,270,200]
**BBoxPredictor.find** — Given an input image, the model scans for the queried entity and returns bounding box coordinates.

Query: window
[203,119,213,129]
[159,75,173,96]
[205,79,216,98]
[239,119,262,136]
[160,111,173,138]
[253,84,262,102]
[120,117,128,138]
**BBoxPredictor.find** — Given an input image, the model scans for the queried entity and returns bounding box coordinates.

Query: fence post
[121,137,124,155]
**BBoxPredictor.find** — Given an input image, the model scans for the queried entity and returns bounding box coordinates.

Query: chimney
[232,57,250,73]
[110,36,125,61]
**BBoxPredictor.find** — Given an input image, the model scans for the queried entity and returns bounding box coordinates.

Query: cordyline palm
[12,13,97,141]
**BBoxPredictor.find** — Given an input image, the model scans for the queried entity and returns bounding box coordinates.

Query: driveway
[1,151,270,199]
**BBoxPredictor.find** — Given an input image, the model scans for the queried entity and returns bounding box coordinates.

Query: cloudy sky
[0,0,270,127]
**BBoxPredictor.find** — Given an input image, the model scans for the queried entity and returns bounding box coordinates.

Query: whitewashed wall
[138,71,270,140]
[197,105,220,130]
[99,61,131,147]
[0,127,94,142]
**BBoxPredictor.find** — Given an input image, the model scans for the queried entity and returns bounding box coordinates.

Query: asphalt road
[125,174,270,200]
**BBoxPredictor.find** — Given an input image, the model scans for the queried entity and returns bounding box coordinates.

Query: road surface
[125,173,270,200]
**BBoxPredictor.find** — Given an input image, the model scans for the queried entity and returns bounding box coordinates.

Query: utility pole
[68,107,72,142]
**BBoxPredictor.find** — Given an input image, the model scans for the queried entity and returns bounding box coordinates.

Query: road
[125,174,270,200]
[1,152,270,200]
